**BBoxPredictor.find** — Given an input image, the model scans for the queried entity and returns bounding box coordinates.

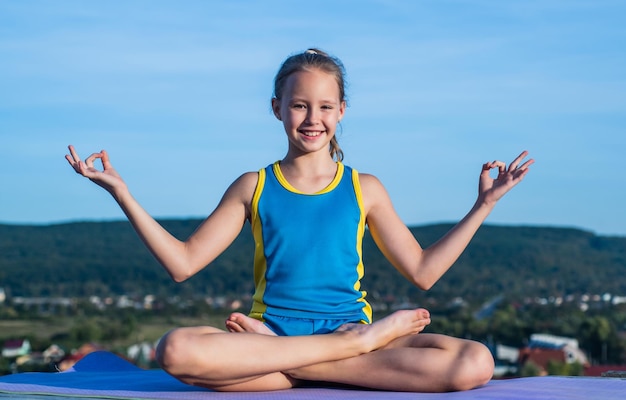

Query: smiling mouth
[300,130,324,137]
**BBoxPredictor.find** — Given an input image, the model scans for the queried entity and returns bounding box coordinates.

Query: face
[272,68,346,158]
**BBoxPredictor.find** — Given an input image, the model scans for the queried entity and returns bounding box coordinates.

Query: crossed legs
[156,309,494,392]
[283,331,495,392]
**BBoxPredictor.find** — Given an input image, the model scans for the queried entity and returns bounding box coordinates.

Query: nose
[305,108,320,124]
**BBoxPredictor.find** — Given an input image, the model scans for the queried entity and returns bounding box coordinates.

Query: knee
[155,328,193,376]
[471,342,495,386]
[449,341,494,391]
[155,328,233,389]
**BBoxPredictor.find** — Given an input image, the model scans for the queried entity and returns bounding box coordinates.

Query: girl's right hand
[65,145,127,196]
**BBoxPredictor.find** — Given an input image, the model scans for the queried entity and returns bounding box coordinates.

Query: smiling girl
[66,48,533,392]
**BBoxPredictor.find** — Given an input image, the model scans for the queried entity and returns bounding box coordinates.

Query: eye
[292,103,306,109]
[321,105,334,110]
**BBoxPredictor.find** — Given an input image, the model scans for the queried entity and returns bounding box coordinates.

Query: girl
[66,48,533,392]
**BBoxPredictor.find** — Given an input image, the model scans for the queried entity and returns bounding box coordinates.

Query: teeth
[302,131,322,137]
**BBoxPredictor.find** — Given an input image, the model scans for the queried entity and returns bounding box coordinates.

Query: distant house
[2,339,31,359]
[518,333,589,375]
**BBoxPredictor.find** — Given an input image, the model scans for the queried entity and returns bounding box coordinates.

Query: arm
[363,151,534,290]
[65,145,255,282]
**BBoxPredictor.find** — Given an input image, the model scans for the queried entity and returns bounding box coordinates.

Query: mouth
[299,130,324,138]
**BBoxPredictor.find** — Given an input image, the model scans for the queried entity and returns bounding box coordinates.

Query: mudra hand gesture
[479,150,534,204]
[65,145,126,196]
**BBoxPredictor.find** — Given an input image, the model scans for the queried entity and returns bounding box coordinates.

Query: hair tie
[305,49,318,55]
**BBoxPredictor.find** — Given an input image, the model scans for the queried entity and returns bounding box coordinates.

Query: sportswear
[262,314,363,336]
[249,161,373,328]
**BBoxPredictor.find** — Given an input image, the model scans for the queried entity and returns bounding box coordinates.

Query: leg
[156,309,431,391]
[286,333,495,392]
[156,326,295,391]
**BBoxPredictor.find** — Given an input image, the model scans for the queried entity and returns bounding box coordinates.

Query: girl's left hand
[478,150,534,204]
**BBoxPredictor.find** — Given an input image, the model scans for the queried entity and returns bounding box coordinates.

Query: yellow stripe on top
[272,161,345,194]
[250,168,268,321]
[351,168,373,324]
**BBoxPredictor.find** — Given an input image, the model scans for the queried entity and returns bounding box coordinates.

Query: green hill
[1,220,625,305]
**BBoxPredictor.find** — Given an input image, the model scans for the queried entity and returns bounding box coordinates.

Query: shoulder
[215,171,260,221]
[355,172,393,215]
[356,172,408,240]
[235,170,261,186]
[227,171,259,199]
[357,172,387,196]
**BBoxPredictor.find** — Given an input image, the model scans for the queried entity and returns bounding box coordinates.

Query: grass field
[0,314,232,352]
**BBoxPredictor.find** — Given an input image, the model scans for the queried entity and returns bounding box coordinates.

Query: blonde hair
[273,48,347,161]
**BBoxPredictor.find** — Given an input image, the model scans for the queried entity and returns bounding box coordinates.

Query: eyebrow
[288,97,340,104]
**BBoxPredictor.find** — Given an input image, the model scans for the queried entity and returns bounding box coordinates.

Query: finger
[481,161,498,177]
[494,161,506,169]
[66,158,88,177]
[511,158,534,178]
[100,150,112,168]
[75,160,90,176]
[65,147,85,174]
[517,158,535,171]
[66,145,81,164]
[490,161,506,175]
[508,150,529,171]
[84,152,103,168]
[65,145,92,176]
[64,154,76,167]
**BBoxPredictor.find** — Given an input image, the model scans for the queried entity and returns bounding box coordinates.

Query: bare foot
[336,308,431,353]
[225,312,277,336]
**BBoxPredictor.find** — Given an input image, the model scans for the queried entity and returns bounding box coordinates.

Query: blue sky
[1,1,625,236]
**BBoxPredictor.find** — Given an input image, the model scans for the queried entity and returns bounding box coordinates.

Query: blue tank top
[249,161,372,323]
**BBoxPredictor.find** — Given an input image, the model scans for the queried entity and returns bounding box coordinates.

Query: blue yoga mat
[0,351,624,399]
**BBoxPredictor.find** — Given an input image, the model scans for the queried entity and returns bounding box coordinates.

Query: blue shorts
[262,313,366,336]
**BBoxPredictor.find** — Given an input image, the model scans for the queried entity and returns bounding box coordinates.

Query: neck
[278,154,340,194]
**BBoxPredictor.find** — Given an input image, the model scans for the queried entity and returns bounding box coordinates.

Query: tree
[579,316,614,364]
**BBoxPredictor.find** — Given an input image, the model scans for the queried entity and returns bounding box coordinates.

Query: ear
[271,98,282,121]
[338,100,346,121]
